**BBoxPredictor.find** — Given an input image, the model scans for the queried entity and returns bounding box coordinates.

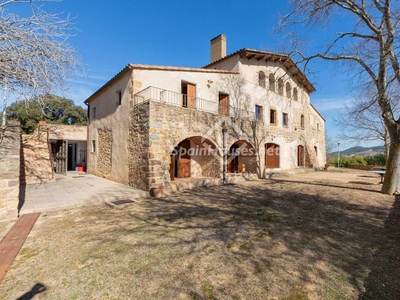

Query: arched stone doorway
[227,140,257,173]
[265,143,280,168]
[170,137,221,180]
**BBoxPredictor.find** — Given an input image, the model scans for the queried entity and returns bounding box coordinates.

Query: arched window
[286,82,291,98]
[269,73,275,92]
[258,71,266,88]
[293,88,298,101]
[300,114,305,129]
[278,78,284,96]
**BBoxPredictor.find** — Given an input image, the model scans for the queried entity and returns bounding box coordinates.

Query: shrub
[330,154,385,167]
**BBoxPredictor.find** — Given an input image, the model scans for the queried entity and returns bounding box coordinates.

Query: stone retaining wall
[348,164,376,171]
[0,121,21,220]
[21,133,54,185]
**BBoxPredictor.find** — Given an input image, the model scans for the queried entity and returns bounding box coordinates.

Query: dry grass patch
[0,169,399,299]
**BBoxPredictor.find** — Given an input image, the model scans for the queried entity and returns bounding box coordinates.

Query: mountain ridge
[329,145,385,156]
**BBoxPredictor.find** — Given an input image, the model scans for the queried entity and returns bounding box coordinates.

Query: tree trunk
[382,141,400,194]
[384,136,389,161]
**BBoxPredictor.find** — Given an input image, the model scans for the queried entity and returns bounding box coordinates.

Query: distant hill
[329,146,385,157]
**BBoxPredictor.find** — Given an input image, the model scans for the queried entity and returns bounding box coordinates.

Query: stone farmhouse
[85,34,326,190]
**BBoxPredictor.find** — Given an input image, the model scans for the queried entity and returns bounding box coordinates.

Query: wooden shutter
[298,145,304,167]
[187,83,196,109]
[219,94,229,116]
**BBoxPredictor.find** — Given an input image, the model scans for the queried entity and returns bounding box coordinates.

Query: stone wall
[348,164,375,171]
[267,103,326,169]
[97,129,112,177]
[40,124,87,141]
[21,133,54,184]
[128,101,150,189]
[133,101,264,189]
[0,122,20,220]
[124,100,326,190]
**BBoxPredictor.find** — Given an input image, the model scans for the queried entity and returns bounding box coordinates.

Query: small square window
[270,109,277,124]
[91,140,96,153]
[92,107,97,120]
[116,90,122,106]
[282,113,288,126]
[255,105,263,120]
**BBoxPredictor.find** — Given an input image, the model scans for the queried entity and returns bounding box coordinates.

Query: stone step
[166,173,259,195]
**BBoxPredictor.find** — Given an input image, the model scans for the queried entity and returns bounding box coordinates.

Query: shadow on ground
[359,196,400,299]
[80,177,396,298]
[2,174,398,299]
[16,283,47,300]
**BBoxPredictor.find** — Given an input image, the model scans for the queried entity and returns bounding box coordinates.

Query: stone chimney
[210,34,226,63]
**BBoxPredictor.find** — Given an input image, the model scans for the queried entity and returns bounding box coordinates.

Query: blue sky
[5,0,375,150]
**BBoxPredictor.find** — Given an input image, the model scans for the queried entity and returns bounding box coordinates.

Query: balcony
[134,86,263,121]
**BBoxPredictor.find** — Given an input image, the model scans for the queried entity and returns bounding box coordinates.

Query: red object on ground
[0,213,40,284]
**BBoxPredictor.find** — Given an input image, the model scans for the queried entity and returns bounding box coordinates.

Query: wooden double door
[265,143,280,168]
[52,140,67,174]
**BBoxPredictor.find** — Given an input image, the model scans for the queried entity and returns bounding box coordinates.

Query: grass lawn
[1,169,399,299]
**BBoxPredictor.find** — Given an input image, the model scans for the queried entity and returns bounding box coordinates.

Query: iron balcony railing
[134,86,262,121]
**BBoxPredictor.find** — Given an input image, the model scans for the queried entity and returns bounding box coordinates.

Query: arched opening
[298,145,305,167]
[300,114,305,129]
[227,140,257,173]
[293,87,298,101]
[170,137,221,180]
[278,78,284,96]
[286,82,291,98]
[259,71,266,88]
[265,143,280,168]
[269,73,275,92]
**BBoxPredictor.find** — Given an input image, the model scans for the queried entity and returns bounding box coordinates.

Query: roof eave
[204,48,316,94]
[310,103,326,122]
[84,64,133,105]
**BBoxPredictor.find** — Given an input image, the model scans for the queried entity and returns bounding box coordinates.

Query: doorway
[181,82,196,109]
[228,143,239,172]
[171,139,191,179]
[265,143,280,168]
[298,145,304,167]
[219,93,229,116]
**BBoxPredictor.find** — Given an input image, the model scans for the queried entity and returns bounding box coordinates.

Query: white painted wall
[87,71,131,184]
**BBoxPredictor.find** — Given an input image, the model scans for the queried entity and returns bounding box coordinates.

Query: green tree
[7,94,87,134]
[0,0,83,125]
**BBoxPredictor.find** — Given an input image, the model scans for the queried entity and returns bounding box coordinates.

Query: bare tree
[279,0,400,194]
[0,0,83,125]
[325,134,336,159]
[335,99,390,157]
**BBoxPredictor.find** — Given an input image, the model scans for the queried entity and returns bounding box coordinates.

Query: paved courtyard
[19,172,149,215]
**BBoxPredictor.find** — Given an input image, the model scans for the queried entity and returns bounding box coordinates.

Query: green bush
[330,154,385,167]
